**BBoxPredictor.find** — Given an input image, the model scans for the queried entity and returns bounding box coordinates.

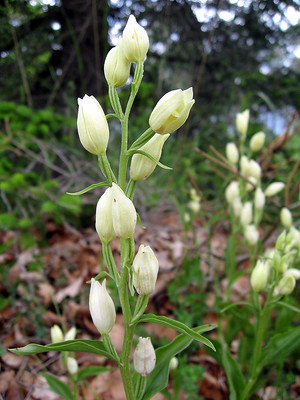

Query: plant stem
[126,178,137,200]
[98,153,117,184]
[118,238,135,400]
[118,62,144,190]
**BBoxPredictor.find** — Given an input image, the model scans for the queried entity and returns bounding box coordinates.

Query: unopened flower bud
[67,357,78,375]
[225,181,239,204]
[240,202,253,226]
[104,40,131,87]
[249,160,261,179]
[245,224,259,245]
[64,327,76,341]
[170,357,179,370]
[250,131,265,152]
[77,95,109,155]
[111,183,136,239]
[251,260,268,292]
[277,274,296,296]
[130,133,170,181]
[149,88,195,135]
[272,250,282,272]
[280,208,292,228]
[275,230,286,252]
[255,187,265,209]
[189,200,201,214]
[236,109,249,136]
[264,182,285,197]
[133,245,159,295]
[289,227,300,248]
[89,278,116,335]
[96,188,115,244]
[246,176,257,192]
[51,325,64,343]
[240,156,251,178]
[134,337,156,376]
[285,268,300,280]
[232,197,243,217]
[122,15,149,62]
[226,143,239,164]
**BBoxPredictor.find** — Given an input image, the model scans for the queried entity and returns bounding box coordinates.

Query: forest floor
[0,207,298,399]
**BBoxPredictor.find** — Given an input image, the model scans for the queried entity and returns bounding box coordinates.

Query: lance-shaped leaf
[67,181,109,196]
[9,339,115,361]
[41,373,73,400]
[136,314,216,350]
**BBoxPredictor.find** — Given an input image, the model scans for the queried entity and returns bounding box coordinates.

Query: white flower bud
[134,337,156,376]
[170,357,179,370]
[245,224,259,245]
[285,268,300,280]
[289,226,300,248]
[232,196,243,217]
[189,200,201,214]
[226,143,239,164]
[250,131,265,152]
[249,160,261,179]
[225,181,239,204]
[64,327,76,341]
[104,40,131,87]
[111,183,137,239]
[96,188,116,244]
[264,182,285,197]
[149,88,195,135]
[67,357,78,375]
[77,95,109,155]
[255,187,265,209]
[89,278,116,335]
[122,15,149,62]
[130,133,170,181]
[240,156,251,178]
[240,202,253,226]
[250,260,268,292]
[246,176,257,192]
[280,207,292,228]
[50,325,64,343]
[236,109,249,136]
[277,274,296,296]
[133,245,159,295]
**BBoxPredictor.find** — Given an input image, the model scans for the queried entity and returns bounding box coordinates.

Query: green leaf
[137,213,145,229]
[67,181,109,196]
[77,365,110,381]
[277,301,300,314]
[128,149,172,171]
[260,326,300,368]
[9,340,114,360]
[41,372,74,400]
[140,325,216,400]
[137,314,216,350]
[206,340,245,400]
[221,301,254,313]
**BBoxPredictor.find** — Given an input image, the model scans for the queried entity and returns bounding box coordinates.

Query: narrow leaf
[128,149,172,170]
[9,340,114,360]
[137,314,216,350]
[67,181,108,196]
[221,301,254,313]
[41,373,73,400]
[137,213,145,229]
[277,301,300,314]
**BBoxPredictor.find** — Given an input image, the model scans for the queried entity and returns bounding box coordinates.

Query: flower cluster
[225,109,285,246]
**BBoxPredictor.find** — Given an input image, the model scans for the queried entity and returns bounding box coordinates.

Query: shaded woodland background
[0,0,300,399]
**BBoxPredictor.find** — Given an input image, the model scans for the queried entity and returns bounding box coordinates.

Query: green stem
[118,238,135,400]
[102,243,120,285]
[130,127,155,151]
[126,178,137,200]
[103,333,121,364]
[131,295,149,325]
[134,375,147,400]
[98,153,117,184]
[118,62,144,190]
